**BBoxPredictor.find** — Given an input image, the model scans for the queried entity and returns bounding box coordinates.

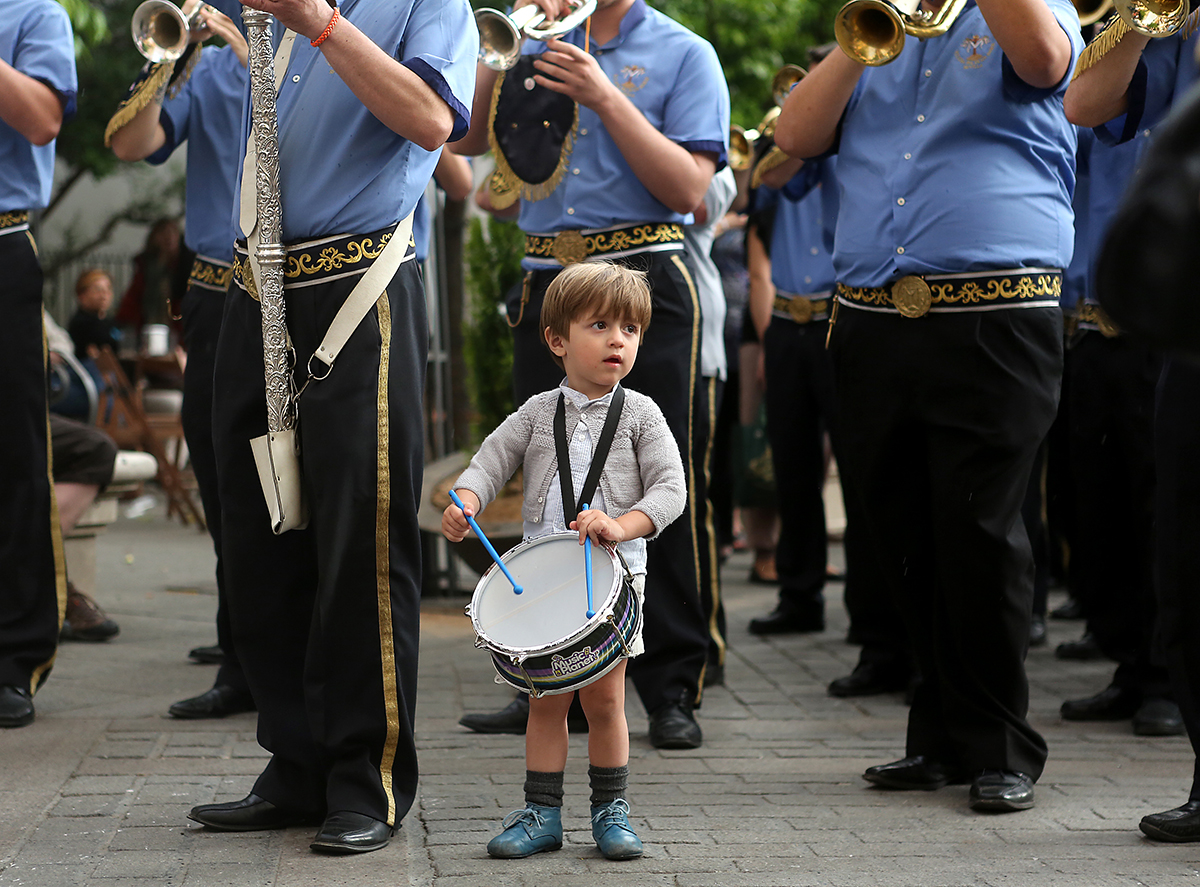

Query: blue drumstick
[448,489,522,595]
[582,503,595,618]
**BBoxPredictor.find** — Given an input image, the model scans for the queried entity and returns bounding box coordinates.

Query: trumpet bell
[771,64,807,107]
[834,0,907,67]
[1073,0,1114,25]
[729,126,753,171]
[475,0,598,71]
[131,0,190,63]
[1115,0,1190,36]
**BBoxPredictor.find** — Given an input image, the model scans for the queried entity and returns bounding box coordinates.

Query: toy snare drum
[466,532,641,696]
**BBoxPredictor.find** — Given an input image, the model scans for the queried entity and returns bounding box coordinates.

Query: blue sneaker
[486,804,563,858]
[590,799,643,859]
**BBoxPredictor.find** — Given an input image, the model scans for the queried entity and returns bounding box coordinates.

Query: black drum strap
[553,385,626,525]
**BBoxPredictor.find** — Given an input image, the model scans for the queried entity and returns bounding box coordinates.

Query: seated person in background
[50,413,121,642]
[68,268,122,360]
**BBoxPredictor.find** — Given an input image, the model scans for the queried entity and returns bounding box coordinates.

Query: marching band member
[776,0,1082,812]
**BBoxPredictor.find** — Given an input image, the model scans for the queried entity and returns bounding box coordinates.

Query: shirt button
[897,197,905,206]
[572,168,580,175]
[896,246,905,255]
[916,114,925,123]
[810,247,819,255]
[580,128,588,136]
[804,275,812,284]
[904,152,912,160]
[292,74,300,82]
[1143,129,1151,137]
[924,69,932,77]
[567,207,575,215]
[538,496,544,502]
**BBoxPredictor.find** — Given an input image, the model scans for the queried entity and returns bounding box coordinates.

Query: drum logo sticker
[552,647,600,676]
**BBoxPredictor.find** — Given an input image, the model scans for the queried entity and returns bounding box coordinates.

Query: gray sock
[524,770,564,808]
[588,764,629,807]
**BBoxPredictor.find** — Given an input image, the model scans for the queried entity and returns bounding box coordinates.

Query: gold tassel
[103,61,173,147]
[487,71,580,204]
[167,44,201,100]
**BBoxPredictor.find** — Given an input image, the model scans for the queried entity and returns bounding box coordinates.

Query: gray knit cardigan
[452,386,686,539]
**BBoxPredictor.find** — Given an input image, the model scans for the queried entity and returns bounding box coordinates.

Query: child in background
[443,262,686,860]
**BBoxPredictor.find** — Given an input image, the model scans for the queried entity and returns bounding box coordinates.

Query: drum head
[472,533,618,651]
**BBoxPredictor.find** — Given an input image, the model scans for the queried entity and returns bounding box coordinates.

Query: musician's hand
[441,489,480,543]
[239,0,335,43]
[200,6,249,66]
[534,38,619,112]
[512,0,566,19]
[572,508,626,546]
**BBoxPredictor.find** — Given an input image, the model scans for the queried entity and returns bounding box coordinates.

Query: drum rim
[468,531,624,659]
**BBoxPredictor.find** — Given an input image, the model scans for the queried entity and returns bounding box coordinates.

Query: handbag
[1096,78,1200,357]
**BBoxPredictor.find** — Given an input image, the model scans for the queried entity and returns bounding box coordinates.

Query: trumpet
[131,0,213,63]
[834,0,969,66]
[772,64,807,107]
[729,125,754,171]
[476,0,597,71]
[1114,0,1190,36]
[1074,0,1114,25]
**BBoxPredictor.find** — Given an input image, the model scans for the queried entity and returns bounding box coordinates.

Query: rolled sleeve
[397,0,478,142]
[661,41,730,169]
[15,2,77,119]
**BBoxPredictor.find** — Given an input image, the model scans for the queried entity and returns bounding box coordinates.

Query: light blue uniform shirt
[0,0,76,212]
[148,45,246,259]
[772,158,838,296]
[232,0,476,242]
[823,0,1082,287]
[516,0,729,243]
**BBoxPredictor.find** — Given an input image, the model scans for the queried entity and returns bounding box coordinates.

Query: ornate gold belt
[188,256,234,293]
[525,223,685,266]
[1075,301,1120,338]
[233,225,412,301]
[837,270,1062,318]
[0,210,30,233]
[773,294,829,324]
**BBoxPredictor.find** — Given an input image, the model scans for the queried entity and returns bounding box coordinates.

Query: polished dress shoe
[189,794,320,831]
[188,644,225,665]
[487,804,563,858]
[1060,685,1141,721]
[748,605,824,635]
[311,811,396,854]
[863,756,961,791]
[591,799,643,859]
[648,702,702,749]
[828,661,910,698]
[968,770,1035,812]
[1055,632,1105,661]
[169,685,256,720]
[459,694,589,734]
[1029,616,1047,648]
[1133,697,1186,736]
[1140,800,1200,842]
[0,686,34,728]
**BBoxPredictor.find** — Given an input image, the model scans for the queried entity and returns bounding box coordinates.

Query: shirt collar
[558,380,617,409]
[565,0,647,51]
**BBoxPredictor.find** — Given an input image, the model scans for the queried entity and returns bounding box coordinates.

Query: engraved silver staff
[242,7,294,435]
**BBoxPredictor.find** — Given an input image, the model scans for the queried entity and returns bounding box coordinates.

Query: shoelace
[501,806,547,830]
[591,798,631,829]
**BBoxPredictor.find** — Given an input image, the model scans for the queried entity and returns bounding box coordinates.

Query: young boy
[443,261,686,860]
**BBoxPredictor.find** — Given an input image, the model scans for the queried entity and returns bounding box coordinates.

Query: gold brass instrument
[1074,0,1115,25]
[1114,0,1190,36]
[729,125,753,171]
[772,64,807,107]
[131,0,213,63]
[731,63,803,172]
[834,0,970,66]
[476,0,598,71]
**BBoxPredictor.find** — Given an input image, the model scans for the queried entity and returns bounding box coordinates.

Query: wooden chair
[91,346,206,529]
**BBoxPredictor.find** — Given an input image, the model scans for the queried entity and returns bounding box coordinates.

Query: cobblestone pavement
[1,513,1198,886]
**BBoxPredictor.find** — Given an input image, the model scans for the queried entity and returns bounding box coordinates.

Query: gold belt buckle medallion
[892,275,932,318]
[552,230,588,266]
[788,297,814,324]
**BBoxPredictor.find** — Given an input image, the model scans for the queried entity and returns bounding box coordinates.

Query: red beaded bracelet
[311,6,339,47]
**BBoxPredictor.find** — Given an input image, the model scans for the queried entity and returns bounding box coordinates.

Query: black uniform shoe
[1060,685,1141,721]
[1049,598,1085,620]
[863,756,962,791]
[189,794,321,831]
[459,694,589,734]
[1141,800,1200,842]
[169,685,256,720]
[0,686,34,728]
[968,770,1035,812]
[748,605,824,635]
[1029,616,1047,648]
[648,702,702,749]
[1133,698,1186,736]
[1055,633,1105,661]
[828,661,911,698]
[188,645,225,665]
[703,660,725,688]
[310,811,397,854]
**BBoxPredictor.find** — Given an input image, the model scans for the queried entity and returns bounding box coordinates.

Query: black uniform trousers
[180,270,249,698]
[1153,359,1200,799]
[829,305,1060,779]
[0,226,64,691]
[1067,331,1165,696]
[212,249,425,825]
[764,313,907,665]
[507,248,713,712]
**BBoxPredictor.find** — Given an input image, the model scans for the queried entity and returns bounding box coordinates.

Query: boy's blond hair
[540,262,652,370]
